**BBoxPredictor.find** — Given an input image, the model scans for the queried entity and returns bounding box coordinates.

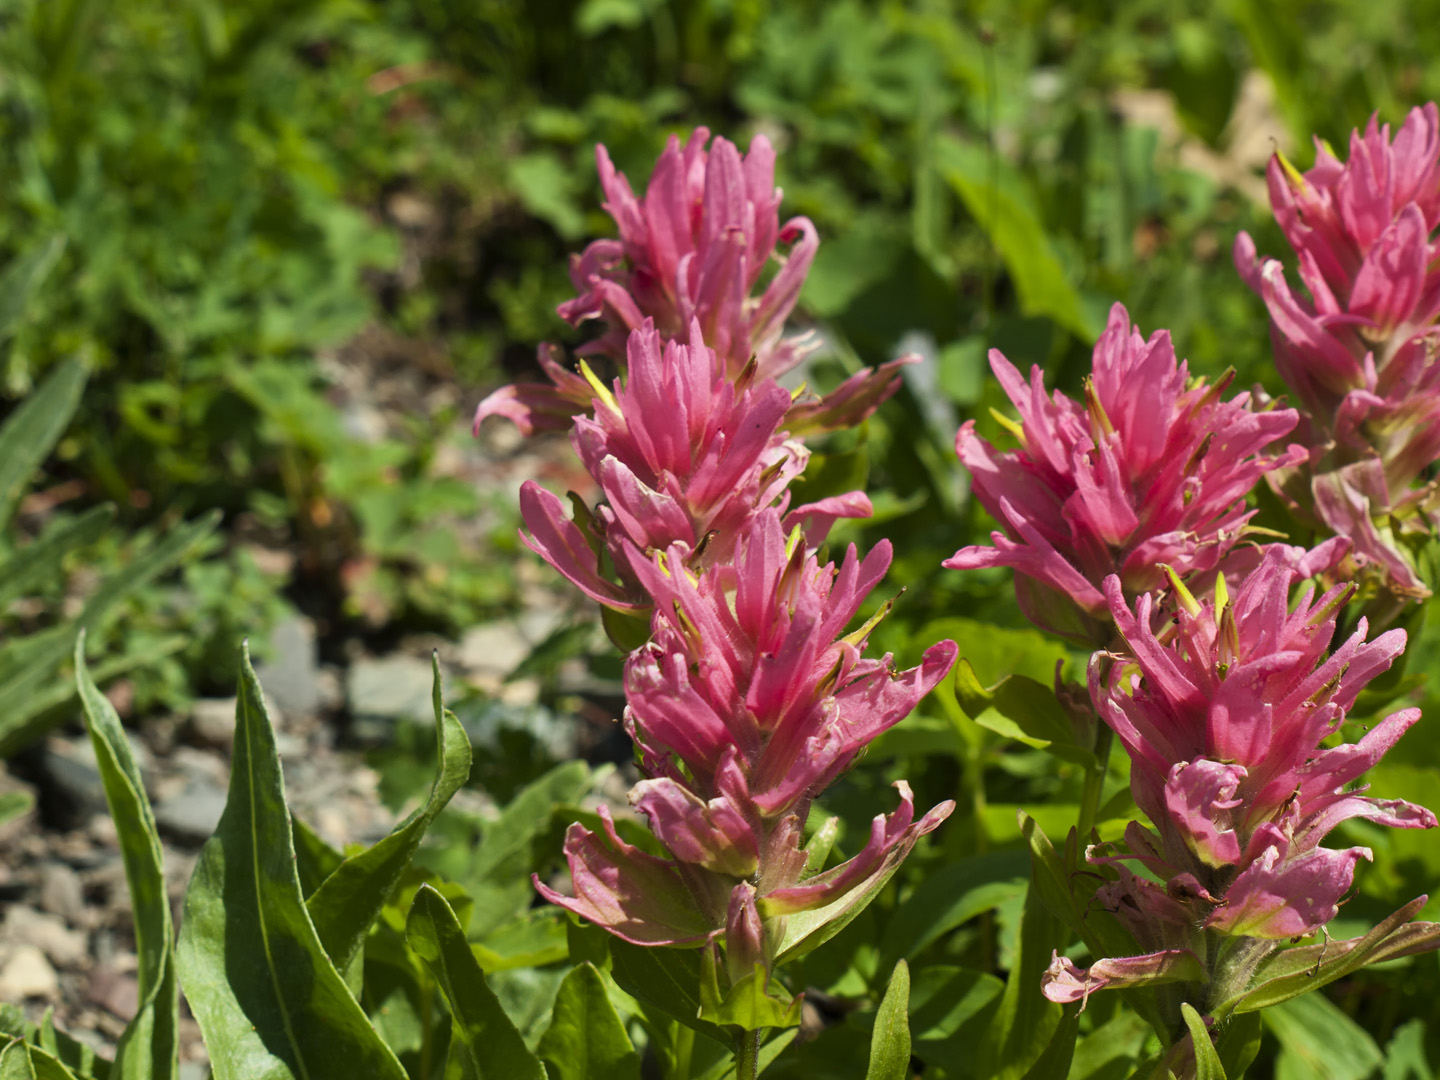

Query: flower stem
[736,1030,762,1080]
[1077,724,1113,839]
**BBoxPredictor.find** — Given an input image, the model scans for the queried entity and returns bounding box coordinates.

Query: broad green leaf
[76,636,177,1080]
[0,234,65,345]
[292,816,345,899]
[1267,993,1383,1080]
[609,940,733,1050]
[698,958,801,1033]
[405,884,545,1080]
[877,851,1029,972]
[974,880,1062,1080]
[935,136,1097,341]
[0,357,86,535]
[954,662,1095,770]
[1182,1004,1225,1080]
[0,1038,32,1080]
[307,655,471,973]
[537,962,641,1080]
[865,961,910,1080]
[1216,1012,1262,1080]
[176,645,407,1080]
[1383,1019,1433,1080]
[1020,1008,1077,1080]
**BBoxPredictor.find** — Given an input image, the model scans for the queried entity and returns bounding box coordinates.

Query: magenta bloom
[518,321,869,612]
[474,128,907,438]
[1045,547,1436,1005]
[534,508,957,947]
[946,303,1305,642]
[1235,105,1440,598]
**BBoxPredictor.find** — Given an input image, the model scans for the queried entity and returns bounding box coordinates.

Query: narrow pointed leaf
[176,644,407,1080]
[1020,1009,1078,1080]
[0,356,85,535]
[538,962,641,1080]
[76,636,177,1080]
[0,234,65,345]
[1183,1004,1226,1080]
[405,884,545,1080]
[307,655,471,972]
[866,960,911,1080]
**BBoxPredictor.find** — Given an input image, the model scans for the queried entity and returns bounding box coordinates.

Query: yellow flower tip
[988,407,1026,444]
[1160,564,1202,618]
[579,359,620,415]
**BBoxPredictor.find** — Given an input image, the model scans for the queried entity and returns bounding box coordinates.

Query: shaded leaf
[537,962,641,1080]
[865,961,911,1080]
[405,884,545,1080]
[1267,993,1382,1080]
[176,644,407,1080]
[307,655,472,973]
[1183,1003,1225,1080]
[76,636,177,1080]
[608,940,733,1051]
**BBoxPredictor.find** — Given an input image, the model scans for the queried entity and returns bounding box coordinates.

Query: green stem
[736,1029,761,1080]
[1077,724,1113,840]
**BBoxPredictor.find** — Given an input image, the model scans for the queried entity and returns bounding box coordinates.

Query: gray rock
[3,905,87,967]
[0,945,57,998]
[38,862,85,923]
[188,698,237,748]
[179,1062,211,1080]
[458,622,530,678]
[254,617,324,718]
[347,654,436,726]
[154,785,228,846]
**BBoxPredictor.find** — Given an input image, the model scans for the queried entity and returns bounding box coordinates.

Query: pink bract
[946,302,1305,642]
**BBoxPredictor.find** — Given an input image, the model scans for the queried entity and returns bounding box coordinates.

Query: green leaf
[176,644,407,1080]
[537,962,641,1080]
[76,636,177,1080]
[1216,1013,1262,1080]
[974,880,1062,1080]
[0,505,113,613]
[0,1038,33,1080]
[935,136,1097,341]
[0,357,86,535]
[877,851,1029,972]
[954,662,1095,770]
[0,511,221,755]
[698,958,801,1033]
[0,234,65,346]
[1383,1019,1433,1080]
[1020,1008,1078,1080]
[307,655,471,973]
[1182,1004,1225,1080]
[405,884,545,1080]
[1267,993,1382,1080]
[292,816,345,899]
[690,1031,797,1080]
[865,961,911,1080]
[608,941,733,1051]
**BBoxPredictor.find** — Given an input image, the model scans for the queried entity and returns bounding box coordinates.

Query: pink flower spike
[1040,949,1204,1006]
[947,302,1302,637]
[533,808,724,947]
[1205,842,1372,940]
[630,778,760,878]
[757,782,954,916]
[517,481,644,613]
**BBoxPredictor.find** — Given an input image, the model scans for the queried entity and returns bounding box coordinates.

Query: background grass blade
[175,644,407,1080]
[405,884,545,1080]
[0,356,85,535]
[306,654,472,974]
[76,634,177,1080]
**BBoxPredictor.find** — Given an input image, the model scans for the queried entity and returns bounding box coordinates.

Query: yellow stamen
[1160,564,1201,617]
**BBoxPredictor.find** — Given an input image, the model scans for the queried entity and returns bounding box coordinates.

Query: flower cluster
[1042,547,1436,1006]
[517,320,870,614]
[475,127,910,440]
[1236,105,1440,599]
[946,302,1307,643]
[535,509,957,973]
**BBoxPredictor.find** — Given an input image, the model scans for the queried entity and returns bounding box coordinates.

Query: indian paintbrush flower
[474,127,908,439]
[946,302,1306,643]
[1042,547,1438,1018]
[517,321,870,614]
[534,508,957,969]
[1235,104,1440,600]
